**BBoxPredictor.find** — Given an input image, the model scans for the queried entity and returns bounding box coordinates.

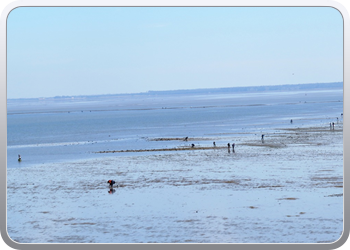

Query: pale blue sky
[7,7,343,99]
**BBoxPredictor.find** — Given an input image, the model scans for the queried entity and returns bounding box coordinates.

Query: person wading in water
[107,180,116,188]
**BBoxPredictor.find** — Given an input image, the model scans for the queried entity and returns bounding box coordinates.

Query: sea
[7,84,343,169]
[6,84,344,244]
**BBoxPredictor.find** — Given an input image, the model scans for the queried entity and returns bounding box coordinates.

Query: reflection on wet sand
[7,123,343,243]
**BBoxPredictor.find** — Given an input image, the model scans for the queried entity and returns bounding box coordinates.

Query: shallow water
[7,88,343,168]
[7,127,343,243]
[6,87,344,243]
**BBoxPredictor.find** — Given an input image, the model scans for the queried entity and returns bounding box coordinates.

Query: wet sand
[7,123,343,243]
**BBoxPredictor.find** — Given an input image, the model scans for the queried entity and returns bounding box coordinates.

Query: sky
[6,7,343,99]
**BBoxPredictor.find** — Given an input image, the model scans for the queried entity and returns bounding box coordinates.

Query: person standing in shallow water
[261,134,265,143]
[107,180,116,188]
[18,155,21,162]
[232,143,235,153]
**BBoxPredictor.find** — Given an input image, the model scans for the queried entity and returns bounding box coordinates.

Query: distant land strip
[8,82,342,100]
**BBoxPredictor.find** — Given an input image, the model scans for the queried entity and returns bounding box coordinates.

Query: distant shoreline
[7,81,343,101]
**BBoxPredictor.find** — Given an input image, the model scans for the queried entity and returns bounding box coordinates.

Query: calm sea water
[7,88,343,169]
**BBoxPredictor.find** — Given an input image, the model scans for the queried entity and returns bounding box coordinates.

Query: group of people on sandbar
[186,138,236,153]
[330,114,342,130]
[227,142,235,153]
[212,141,235,153]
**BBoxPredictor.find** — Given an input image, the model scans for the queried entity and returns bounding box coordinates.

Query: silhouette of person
[107,180,116,188]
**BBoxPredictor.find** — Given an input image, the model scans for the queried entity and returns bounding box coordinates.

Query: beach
[5,4,345,245]
[7,122,343,243]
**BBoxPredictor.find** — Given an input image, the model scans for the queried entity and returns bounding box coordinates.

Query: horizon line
[7,81,343,100]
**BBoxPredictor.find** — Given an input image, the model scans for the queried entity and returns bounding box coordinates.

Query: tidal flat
[7,123,343,243]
